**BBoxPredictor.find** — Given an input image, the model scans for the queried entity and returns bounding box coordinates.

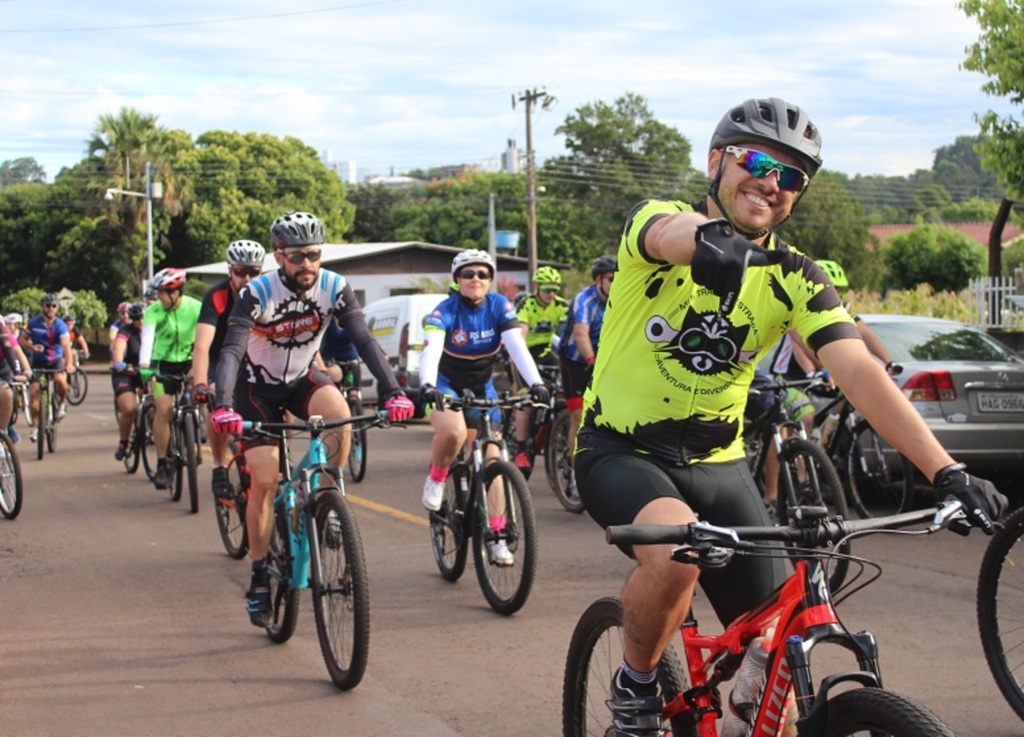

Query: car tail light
[902,370,957,402]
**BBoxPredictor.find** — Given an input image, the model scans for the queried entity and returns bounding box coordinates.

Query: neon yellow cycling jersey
[517,293,568,355]
[579,199,858,466]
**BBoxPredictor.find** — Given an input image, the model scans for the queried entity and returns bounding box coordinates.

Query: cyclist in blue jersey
[417,249,550,566]
[20,293,75,440]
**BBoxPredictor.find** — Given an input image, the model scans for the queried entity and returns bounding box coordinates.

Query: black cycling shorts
[235,368,334,450]
[575,431,787,627]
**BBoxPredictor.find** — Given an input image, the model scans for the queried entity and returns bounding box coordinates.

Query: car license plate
[977,392,1024,412]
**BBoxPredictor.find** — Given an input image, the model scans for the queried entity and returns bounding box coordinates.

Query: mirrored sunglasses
[282,249,322,265]
[458,269,492,281]
[231,266,262,278]
[540,287,560,294]
[725,145,808,192]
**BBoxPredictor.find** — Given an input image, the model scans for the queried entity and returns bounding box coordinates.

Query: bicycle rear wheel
[562,597,692,737]
[471,460,537,615]
[776,437,850,592]
[0,432,23,520]
[309,486,370,690]
[430,464,470,581]
[546,409,583,513]
[978,505,1024,720]
[183,412,200,513]
[265,509,300,644]
[141,400,159,482]
[846,418,916,517]
[66,370,88,406]
[823,688,955,736]
[217,451,249,559]
[346,399,368,483]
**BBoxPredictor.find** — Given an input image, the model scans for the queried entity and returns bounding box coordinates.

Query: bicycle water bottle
[720,635,770,737]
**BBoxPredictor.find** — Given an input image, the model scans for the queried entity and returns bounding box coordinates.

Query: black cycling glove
[691,219,784,314]
[529,383,551,406]
[934,463,1007,535]
[418,383,445,411]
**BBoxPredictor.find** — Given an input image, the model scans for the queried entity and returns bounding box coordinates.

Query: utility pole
[514,88,555,281]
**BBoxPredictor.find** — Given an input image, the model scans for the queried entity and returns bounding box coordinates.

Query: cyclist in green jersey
[511,265,567,472]
[573,97,1007,737]
[139,268,203,490]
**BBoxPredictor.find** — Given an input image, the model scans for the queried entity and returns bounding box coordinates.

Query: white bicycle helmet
[451,249,496,280]
[226,239,266,267]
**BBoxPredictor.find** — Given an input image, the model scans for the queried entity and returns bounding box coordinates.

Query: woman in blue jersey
[418,250,549,565]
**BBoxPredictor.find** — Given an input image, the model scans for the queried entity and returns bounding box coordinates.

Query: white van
[359,293,447,404]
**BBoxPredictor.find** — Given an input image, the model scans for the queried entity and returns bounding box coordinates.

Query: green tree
[346,183,411,242]
[0,157,47,187]
[884,224,986,291]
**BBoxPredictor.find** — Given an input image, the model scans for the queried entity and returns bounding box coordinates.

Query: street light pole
[106,161,161,296]
[515,88,555,282]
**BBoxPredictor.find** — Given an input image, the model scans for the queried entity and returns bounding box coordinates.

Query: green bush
[883,224,985,292]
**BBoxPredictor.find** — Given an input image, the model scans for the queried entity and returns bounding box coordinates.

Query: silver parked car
[859,313,1024,469]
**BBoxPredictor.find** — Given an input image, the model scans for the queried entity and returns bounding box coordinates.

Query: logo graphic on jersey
[450,329,469,347]
[645,310,753,376]
[252,298,324,349]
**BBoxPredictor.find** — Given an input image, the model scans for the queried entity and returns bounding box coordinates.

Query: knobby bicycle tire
[562,597,693,737]
[0,432,24,520]
[45,391,57,454]
[217,450,249,559]
[141,400,159,482]
[978,505,1024,720]
[471,460,537,615]
[183,412,200,514]
[546,409,583,513]
[309,485,371,690]
[36,384,46,461]
[346,399,368,483]
[66,370,88,406]
[823,688,955,736]
[265,509,300,644]
[169,417,183,503]
[776,437,850,592]
[123,415,142,474]
[430,463,470,582]
[846,418,916,517]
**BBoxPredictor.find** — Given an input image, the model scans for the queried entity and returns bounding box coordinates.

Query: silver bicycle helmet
[226,239,266,266]
[269,211,325,249]
[451,249,496,280]
[709,97,822,177]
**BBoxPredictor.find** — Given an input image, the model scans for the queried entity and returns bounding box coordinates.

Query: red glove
[211,407,243,435]
[384,393,415,422]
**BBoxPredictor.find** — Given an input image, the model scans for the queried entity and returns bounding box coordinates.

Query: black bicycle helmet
[269,211,325,250]
[709,97,822,178]
[127,302,145,320]
[591,254,618,279]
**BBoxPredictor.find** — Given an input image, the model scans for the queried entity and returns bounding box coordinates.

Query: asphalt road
[1,374,1020,736]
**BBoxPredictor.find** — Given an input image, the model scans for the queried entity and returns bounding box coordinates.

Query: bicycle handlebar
[606,501,966,550]
[441,391,538,411]
[242,411,388,435]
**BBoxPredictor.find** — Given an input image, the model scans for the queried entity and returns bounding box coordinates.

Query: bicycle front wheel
[776,437,850,591]
[430,464,470,581]
[36,389,46,461]
[67,370,88,406]
[978,505,1024,720]
[183,413,200,514]
[345,399,368,483]
[123,416,141,474]
[823,688,955,736]
[472,460,537,615]
[846,418,916,517]
[309,486,370,690]
[562,597,692,737]
[265,509,300,643]
[141,400,159,482]
[546,409,583,513]
[0,432,23,520]
[217,451,249,559]
[45,393,57,453]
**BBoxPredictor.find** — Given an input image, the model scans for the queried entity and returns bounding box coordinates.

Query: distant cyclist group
[0,96,1012,734]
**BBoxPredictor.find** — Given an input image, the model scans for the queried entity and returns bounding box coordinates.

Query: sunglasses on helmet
[725,145,809,193]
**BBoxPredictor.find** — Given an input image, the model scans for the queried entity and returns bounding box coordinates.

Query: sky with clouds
[1,0,1019,183]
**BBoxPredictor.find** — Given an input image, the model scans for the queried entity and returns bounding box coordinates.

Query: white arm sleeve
[419,329,445,387]
[139,324,156,367]
[502,327,543,388]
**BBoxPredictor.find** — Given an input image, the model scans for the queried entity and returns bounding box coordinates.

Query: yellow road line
[348,493,429,527]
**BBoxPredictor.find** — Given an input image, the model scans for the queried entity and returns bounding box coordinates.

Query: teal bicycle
[241,410,389,690]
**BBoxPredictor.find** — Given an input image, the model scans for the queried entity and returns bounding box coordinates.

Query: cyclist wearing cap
[111,302,145,460]
[417,249,550,565]
[139,267,203,491]
[556,254,616,503]
[192,239,266,499]
[509,265,568,474]
[571,97,1007,735]
[21,293,75,439]
[211,210,414,628]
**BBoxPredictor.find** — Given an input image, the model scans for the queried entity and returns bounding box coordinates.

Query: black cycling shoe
[114,440,128,461]
[246,567,272,628]
[606,668,664,737]
[154,459,170,490]
[212,466,231,499]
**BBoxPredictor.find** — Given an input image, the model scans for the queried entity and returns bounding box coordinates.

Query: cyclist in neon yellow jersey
[139,268,202,491]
